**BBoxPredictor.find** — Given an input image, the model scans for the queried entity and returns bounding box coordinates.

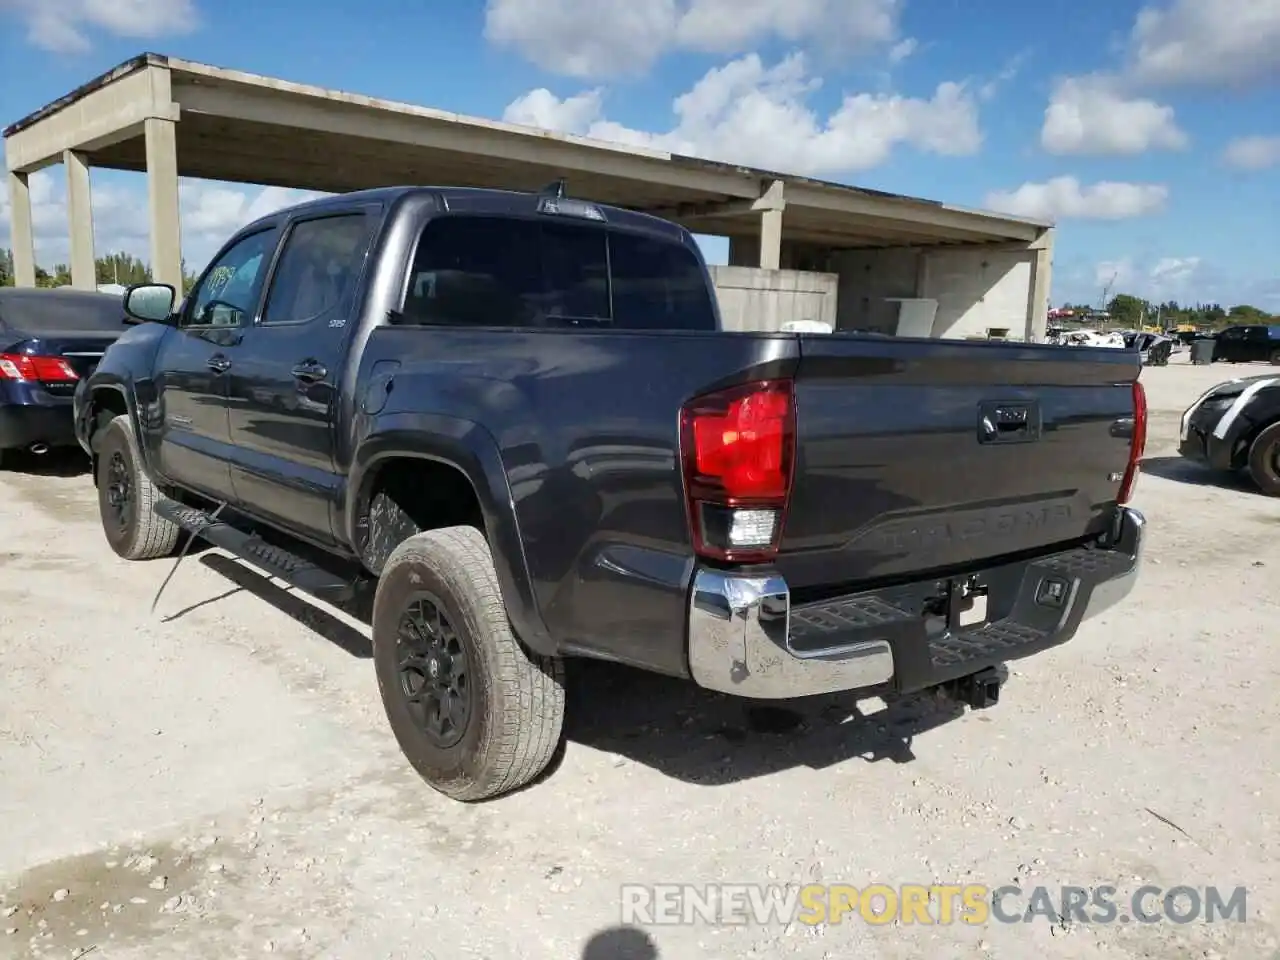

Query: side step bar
[154,500,356,603]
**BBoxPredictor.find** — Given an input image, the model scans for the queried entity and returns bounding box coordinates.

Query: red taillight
[0,352,78,382]
[679,379,795,562]
[1118,380,1147,504]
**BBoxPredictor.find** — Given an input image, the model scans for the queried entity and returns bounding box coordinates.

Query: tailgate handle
[978,401,1041,444]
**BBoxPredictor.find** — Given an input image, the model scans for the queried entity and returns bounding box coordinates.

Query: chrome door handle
[207,354,231,374]
[291,361,327,383]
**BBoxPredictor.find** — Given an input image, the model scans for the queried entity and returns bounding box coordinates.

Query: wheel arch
[1228,386,1280,468]
[81,382,137,482]
[347,416,554,656]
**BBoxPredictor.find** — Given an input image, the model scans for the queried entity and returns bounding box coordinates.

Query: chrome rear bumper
[686,507,1145,700]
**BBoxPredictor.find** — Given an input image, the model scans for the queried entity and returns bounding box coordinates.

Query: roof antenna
[539,178,568,198]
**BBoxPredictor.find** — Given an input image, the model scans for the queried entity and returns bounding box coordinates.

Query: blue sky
[0,0,1277,309]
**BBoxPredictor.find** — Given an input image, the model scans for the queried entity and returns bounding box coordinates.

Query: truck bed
[358,326,1141,677]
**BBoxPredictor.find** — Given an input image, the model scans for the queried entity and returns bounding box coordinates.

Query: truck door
[152,226,279,502]
[225,208,377,546]
[1215,326,1246,361]
[1244,325,1275,362]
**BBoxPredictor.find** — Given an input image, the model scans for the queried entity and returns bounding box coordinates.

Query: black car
[1179,374,1280,494]
[0,287,126,467]
[1211,324,1280,364]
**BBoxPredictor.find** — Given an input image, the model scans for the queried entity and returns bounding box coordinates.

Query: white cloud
[1036,0,1279,158]
[978,51,1028,101]
[887,37,917,63]
[984,177,1169,222]
[1094,255,1211,302]
[2,0,199,53]
[503,52,981,177]
[1040,75,1187,155]
[484,0,902,77]
[1149,255,1202,285]
[0,172,323,272]
[1223,134,1280,170]
[1127,0,1280,89]
[1060,255,1278,311]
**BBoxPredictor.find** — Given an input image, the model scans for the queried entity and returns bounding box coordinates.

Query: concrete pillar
[7,170,37,287]
[145,117,183,290]
[64,150,96,290]
[759,209,783,270]
[1026,231,1054,342]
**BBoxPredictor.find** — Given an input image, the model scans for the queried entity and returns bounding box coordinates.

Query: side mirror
[124,283,177,325]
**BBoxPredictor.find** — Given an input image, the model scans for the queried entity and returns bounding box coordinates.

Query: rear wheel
[1269,349,1280,365]
[1247,422,1280,496]
[95,415,181,560]
[372,525,565,801]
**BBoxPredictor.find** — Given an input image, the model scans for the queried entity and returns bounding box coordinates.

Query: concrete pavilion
[3,53,1055,340]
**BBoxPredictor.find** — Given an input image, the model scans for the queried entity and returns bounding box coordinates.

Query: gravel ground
[1,354,1277,960]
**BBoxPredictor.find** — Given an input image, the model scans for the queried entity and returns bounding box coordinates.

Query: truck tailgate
[777,336,1141,592]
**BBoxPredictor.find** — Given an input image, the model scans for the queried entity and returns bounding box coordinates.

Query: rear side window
[263,213,373,325]
[401,215,715,331]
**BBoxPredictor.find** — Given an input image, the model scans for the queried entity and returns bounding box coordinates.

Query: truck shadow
[183,552,374,658]
[178,552,969,784]
[0,446,91,477]
[1141,455,1265,496]
[563,659,966,785]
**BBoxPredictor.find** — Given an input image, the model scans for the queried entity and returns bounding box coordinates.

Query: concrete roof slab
[4,52,1053,250]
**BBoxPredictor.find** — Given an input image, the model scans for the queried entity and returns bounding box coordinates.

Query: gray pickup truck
[76,185,1147,801]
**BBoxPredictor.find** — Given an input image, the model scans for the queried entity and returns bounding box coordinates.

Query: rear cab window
[400,214,717,331]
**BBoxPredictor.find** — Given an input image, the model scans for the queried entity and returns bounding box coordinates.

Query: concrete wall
[829,248,921,332]
[824,245,1043,341]
[708,265,838,333]
[920,249,1035,340]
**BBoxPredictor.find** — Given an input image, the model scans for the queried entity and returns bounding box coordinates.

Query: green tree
[1227,304,1273,324]
[1107,293,1148,327]
[95,251,152,286]
[180,258,198,295]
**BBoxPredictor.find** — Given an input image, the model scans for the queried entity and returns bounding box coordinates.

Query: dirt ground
[1,354,1277,960]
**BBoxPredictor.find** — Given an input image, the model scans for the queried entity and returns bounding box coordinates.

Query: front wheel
[95,415,181,560]
[1247,422,1280,497]
[371,525,566,801]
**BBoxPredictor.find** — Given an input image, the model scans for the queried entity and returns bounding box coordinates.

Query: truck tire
[96,414,181,560]
[1247,421,1280,497]
[372,525,566,801]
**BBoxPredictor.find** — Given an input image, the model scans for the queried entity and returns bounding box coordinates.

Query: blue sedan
[0,287,127,467]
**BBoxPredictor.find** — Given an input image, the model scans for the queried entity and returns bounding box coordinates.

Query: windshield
[0,289,125,333]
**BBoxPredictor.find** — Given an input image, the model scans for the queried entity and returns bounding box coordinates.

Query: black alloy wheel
[105,450,134,534]
[396,593,472,749]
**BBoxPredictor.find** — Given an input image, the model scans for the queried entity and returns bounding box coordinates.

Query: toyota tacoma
[74,185,1147,801]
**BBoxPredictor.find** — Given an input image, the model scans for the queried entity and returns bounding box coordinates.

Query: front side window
[187,229,278,328]
[262,213,373,325]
